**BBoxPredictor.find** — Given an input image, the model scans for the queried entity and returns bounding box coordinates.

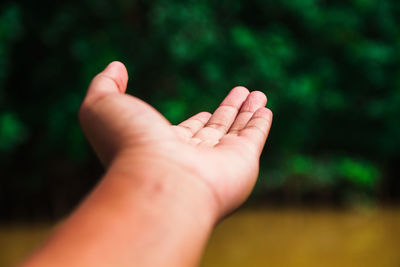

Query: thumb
[85,61,129,103]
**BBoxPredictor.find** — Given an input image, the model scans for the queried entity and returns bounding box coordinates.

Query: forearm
[22,155,217,267]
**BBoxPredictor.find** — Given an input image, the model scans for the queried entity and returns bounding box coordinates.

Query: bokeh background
[1,0,399,266]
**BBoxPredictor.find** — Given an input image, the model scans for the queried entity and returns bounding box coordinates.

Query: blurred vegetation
[1,0,400,220]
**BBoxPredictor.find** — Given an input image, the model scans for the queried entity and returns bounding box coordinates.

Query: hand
[21,62,273,267]
[79,61,273,219]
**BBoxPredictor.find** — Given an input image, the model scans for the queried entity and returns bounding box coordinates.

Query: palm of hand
[79,62,272,217]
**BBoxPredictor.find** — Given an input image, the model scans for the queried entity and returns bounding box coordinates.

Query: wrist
[98,153,219,265]
[105,151,220,226]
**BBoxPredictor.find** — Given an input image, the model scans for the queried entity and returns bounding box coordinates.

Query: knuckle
[207,121,227,131]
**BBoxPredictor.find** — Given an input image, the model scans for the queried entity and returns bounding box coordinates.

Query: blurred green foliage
[0,112,27,151]
[1,0,400,219]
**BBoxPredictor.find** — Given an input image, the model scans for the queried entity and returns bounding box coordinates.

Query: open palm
[79,62,273,217]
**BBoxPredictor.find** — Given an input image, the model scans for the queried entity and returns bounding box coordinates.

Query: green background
[1,0,399,221]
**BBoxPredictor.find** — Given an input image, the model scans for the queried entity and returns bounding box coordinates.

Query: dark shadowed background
[1,0,399,266]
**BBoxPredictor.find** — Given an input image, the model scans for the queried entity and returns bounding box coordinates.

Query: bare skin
[21,61,273,267]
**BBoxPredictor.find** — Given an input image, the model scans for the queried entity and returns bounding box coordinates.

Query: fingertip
[231,86,250,95]
[238,91,267,113]
[103,61,129,93]
[253,107,273,119]
[104,61,127,73]
[220,86,250,107]
[85,61,130,102]
[250,91,267,105]
[240,107,273,155]
[198,111,212,119]
[230,86,250,99]
[265,107,273,118]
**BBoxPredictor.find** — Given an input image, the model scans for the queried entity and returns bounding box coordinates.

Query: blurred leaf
[160,100,187,124]
[0,112,27,152]
[337,157,380,188]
